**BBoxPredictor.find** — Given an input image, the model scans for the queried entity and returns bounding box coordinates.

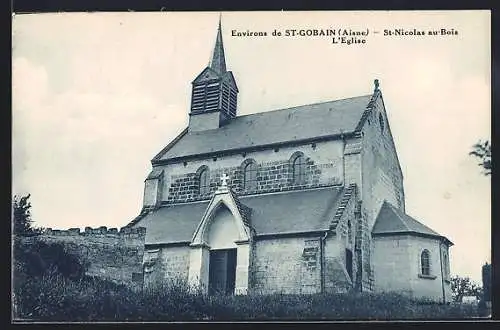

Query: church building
[127,19,453,302]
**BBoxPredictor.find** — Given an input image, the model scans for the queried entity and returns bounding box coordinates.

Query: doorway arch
[188,193,252,295]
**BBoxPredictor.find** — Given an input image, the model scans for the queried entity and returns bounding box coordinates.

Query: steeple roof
[208,15,227,74]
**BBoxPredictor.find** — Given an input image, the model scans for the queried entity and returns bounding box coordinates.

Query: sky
[12,11,490,283]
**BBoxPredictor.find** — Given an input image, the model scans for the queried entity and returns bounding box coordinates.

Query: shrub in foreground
[13,275,481,322]
[13,237,87,280]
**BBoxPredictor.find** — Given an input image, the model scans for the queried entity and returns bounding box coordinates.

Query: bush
[13,276,482,322]
[13,237,87,280]
[12,238,482,321]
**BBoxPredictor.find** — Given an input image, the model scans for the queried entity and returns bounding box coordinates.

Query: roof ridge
[233,94,373,120]
[239,185,343,199]
[381,201,442,237]
[227,188,253,228]
[388,202,412,232]
[403,211,441,236]
[353,89,382,133]
[151,127,189,162]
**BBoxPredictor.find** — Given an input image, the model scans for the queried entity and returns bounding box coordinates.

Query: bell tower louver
[188,16,239,132]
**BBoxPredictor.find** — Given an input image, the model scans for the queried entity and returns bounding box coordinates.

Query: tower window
[243,161,258,191]
[292,154,306,184]
[191,82,221,113]
[421,249,431,276]
[198,167,210,195]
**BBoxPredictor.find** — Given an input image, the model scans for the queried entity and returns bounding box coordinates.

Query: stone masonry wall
[372,234,450,302]
[38,226,146,289]
[321,188,359,293]
[406,235,451,302]
[372,234,452,303]
[323,236,352,293]
[333,189,359,289]
[166,158,327,204]
[143,245,190,289]
[144,140,345,206]
[362,96,405,291]
[252,236,322,294]
[340,93,405,292]
[372,235,414,297]
[361,95,405,230]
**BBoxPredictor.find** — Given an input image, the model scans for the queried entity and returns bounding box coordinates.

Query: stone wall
[142,233,360,294]
[340,93,405,292]
[406,235,451,302]
[166,159,327,204]
[323,236,352,293]
[251,236,323,294]
[144,140,345,206]
[143,245,190,288]
[372,235,414,297]
[360,95,405,230]
[329,187,359,291]
[372,234,451,302]
[38,226,146,289]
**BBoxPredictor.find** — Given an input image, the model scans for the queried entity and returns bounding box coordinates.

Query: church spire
[188,14,238,132]
[208,14,227,74]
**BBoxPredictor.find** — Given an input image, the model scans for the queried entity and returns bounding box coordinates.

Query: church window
[421,249,431,276]
[292,154,306,184]
[243,161,258,191]
[198,167,210,195]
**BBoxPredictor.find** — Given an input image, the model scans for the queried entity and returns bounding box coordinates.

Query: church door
[208,248,237,295]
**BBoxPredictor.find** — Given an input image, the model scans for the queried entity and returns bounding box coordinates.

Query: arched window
[421,249,431,276]
[243,161,258,191]
[198,167,210,195]
[292,154,306,184]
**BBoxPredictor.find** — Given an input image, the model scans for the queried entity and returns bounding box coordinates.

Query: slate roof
[142,186,344,245]
[372,201,453,245]
[208,15,227,75]
[229,189,252,228]
[153,95,372,162]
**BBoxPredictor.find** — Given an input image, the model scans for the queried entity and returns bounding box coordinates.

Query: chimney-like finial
[374,79,380,92]
[208,13,227,74]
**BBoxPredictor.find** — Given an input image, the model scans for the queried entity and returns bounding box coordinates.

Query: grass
[13,274,484,322]
[11,237,486,322]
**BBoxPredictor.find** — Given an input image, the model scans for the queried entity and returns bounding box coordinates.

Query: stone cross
[220,173,229,187]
